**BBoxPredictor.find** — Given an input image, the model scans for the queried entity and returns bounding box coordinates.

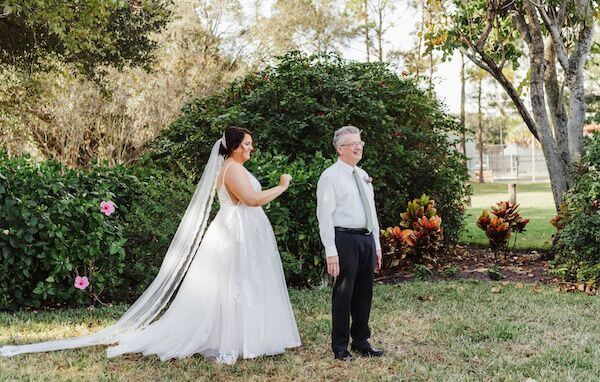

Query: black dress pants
[331,229,376,354]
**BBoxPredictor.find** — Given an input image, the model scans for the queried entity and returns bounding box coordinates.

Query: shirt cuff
[373,233,381,251]
[325,245,338,258]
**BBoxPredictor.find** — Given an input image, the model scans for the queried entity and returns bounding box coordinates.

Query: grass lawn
[461,182,556,250]
[1,282,599,381]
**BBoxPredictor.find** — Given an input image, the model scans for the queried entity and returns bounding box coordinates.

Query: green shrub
[0,152,195,308]
[118,166,195,297]
[551,132,600,286]
[0,154,128,309]
[246,150,333,285]
[146,52,470,285]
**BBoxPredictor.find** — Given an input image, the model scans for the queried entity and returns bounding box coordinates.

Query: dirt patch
[376,244,557,284]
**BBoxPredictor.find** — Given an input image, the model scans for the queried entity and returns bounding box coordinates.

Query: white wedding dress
[106,165,301,363]
[0,141,300,365]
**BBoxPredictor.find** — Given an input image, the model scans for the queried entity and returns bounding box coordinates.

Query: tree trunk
[460,52,466,157]
[457,0,595,211]
[364,0,370,62]
[523,1,569,209]
[565,23,594,161]
[478,76,484,183]
[427,4,433,88]
[544,37,570,175]
[415,0,425,77]
[429,52,433,89]
[377,5,384,62]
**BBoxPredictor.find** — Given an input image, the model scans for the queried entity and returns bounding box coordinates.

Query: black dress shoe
[334,350,354,361]
[351,345,384,357]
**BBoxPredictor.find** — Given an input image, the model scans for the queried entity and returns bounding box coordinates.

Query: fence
[466,144,549,182]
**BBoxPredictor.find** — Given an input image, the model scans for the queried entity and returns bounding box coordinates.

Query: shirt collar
[336,158,355,174]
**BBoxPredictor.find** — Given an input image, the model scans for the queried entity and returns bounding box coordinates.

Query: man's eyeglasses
[340,141,365,148]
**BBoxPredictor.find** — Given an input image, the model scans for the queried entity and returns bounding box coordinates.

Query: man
[316,125,384,361]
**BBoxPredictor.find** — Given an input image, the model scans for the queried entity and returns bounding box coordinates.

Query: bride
[0,126,301,364]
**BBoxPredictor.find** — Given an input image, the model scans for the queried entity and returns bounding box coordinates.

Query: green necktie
[353,168,374,234]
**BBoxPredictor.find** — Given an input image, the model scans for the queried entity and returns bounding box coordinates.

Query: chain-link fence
[467,144,549,182]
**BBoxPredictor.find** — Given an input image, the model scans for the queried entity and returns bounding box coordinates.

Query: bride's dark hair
[219,126,252,157]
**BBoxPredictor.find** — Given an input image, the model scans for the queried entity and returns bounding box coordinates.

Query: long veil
[0,139,225,357]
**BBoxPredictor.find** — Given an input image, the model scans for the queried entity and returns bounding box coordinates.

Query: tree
[0,0,250,167]
[346,0,402,62]
[429,0,598,209]
[0,0,171,76]
[469,67,487,183]
[460,52,467,156]
[265,0,354,55]
[389,0,442,86]
[464,66,499,183]
[585,35,600,122]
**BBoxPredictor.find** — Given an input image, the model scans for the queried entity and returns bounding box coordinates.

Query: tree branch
[536,2,569,70]
[460,33,540,141]
[511,12,532,45]
[567,15,595,72]
[476,0,497,51]
[459,46,494,75]
[556,0,567,26]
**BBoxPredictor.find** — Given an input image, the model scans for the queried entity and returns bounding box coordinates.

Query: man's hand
[375,249,382,274]
[327,256,340,277]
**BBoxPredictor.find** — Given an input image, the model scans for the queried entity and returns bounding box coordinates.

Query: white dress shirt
[316,159,381,258]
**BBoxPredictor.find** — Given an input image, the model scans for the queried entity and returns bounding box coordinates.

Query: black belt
[335,227,371,235]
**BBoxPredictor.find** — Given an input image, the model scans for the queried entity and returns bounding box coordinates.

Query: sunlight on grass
[1,283,599,381]
[469,182,552,196]
[462,183,556,250]
[462,208,556,250]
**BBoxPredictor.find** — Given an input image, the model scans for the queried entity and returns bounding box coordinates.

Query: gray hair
[333,125,361,148]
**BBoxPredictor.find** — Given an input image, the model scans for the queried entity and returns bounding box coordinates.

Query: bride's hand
[279,174,292,189]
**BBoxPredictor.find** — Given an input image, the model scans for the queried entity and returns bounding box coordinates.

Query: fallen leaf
[491,286,502,293]
[501,281,510,286]
[515,282,524,289]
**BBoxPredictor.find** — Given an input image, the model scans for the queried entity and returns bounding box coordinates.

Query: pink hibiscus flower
[74,276,89,290]
[100,200,116,216]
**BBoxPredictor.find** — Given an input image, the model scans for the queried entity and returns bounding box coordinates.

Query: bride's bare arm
[225,163,291,207]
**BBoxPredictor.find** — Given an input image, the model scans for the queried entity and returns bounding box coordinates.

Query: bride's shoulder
[223,160,244,171]
[222,161,247,181]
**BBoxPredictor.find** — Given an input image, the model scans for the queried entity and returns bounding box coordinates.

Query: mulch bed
[376,244,597,295]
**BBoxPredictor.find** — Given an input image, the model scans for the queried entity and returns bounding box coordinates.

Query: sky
[339,4,463,116]
[228,0,466,116]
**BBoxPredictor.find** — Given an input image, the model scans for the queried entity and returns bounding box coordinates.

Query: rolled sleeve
[316,174,338,258]
[369,182,381,251]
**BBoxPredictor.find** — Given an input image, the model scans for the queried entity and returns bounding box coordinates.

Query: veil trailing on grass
[0,140,225,357]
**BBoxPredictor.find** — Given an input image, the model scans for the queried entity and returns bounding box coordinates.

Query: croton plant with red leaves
[476,201,530,251]
[381,194,444,269]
